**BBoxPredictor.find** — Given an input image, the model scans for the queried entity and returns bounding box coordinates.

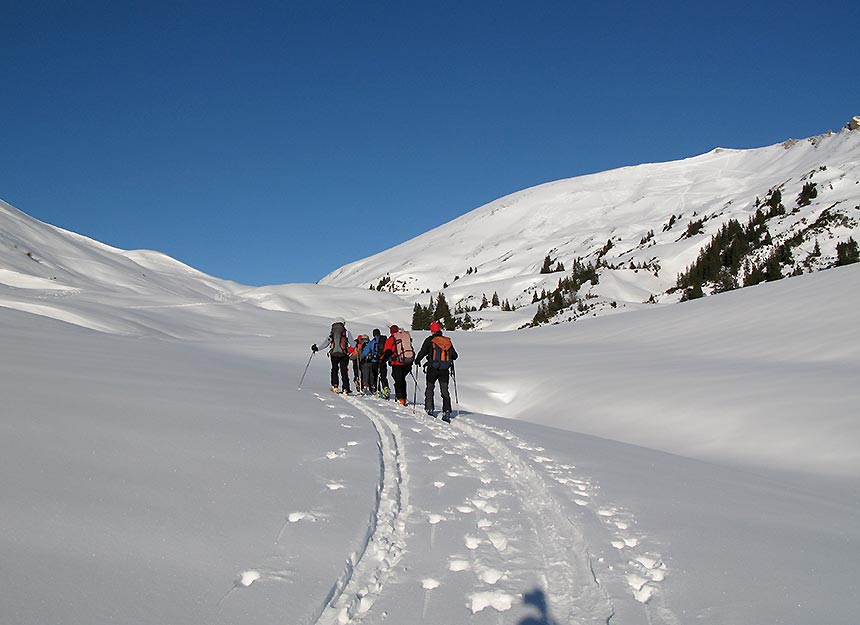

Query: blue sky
[2,0,858,286]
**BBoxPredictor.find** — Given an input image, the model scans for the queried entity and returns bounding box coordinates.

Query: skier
[415,321,458,422]
[351,334,370,392]
[311,317,354,395]
[381,324,414,406]
[362,328,390,398]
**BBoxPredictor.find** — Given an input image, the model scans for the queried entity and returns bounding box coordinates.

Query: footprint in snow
[420,578,441,617]
[464,535,482,550]
[471,499,499,514]
[449,558,471,572]
[218,570,263,607]
[626,573,655,603]
[476,566,505,585]
[325,450,344,460]
[611,536,641,549]
[428,513,446,547]
[340,423,353,429]
[434,481,446,489]
[338,413,354,419]
[468,591,515,614]
[274,512,319,544]
[325,482,345,491]
[632,555,667,582]
[425,454,443,462]
[486,531,508,552]
[235,570,261,587]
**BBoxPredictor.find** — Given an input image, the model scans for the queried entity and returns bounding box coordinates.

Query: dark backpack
[367,336,387,362]
[429,335,454,369]
[330,322,348,356]
[391,329,415,365]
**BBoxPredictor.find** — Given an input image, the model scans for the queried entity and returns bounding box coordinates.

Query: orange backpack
[428,335,453,369]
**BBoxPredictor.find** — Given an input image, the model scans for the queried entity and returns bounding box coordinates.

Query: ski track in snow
[306,394,411,625]
[464,419,679,625]
[293,392,677,624]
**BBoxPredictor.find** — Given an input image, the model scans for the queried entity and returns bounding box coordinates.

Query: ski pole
[410,366,423,414]
[298,351,315,390]
[451,363,460,417]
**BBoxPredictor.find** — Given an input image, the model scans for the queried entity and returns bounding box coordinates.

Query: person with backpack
[415,321,458,422]
[381,324,414,406]
[362,328,390,398]
[351,334,370,392]
[311,317,354,395]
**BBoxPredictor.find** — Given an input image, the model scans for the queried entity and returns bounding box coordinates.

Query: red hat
[390,324,399,334]
[429,321,442,333]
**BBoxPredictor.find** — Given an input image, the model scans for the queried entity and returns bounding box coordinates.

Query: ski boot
[330,386,339,394]
[442,411,452,423]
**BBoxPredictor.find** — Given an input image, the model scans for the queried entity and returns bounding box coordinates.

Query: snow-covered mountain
[321,121,860,329]
[2,122,860,625]
[0,198,410,337]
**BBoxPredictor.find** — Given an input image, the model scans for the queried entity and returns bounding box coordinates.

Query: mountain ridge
[320,124,860,329]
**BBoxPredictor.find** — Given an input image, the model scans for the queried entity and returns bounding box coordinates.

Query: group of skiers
[311,318,458,422]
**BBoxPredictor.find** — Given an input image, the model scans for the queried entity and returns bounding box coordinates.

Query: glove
[311,344,318,352]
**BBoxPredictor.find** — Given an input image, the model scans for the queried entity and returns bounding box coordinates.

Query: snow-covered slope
[0,199,411,338]
[2,126,860,623]
[321,125,860,328]
[0,199,242,299]
[2,264,859,625]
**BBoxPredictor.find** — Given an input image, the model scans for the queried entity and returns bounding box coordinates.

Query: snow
[3,131,860,624]
[319,128,860,329]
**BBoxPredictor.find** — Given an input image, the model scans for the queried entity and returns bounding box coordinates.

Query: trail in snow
[205,388,682,624]
[461,418,679,625]
[307,394,411,625]
[248,390,677,624]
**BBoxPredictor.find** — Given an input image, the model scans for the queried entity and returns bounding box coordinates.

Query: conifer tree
[836,237,860,266]
[435,292,453,328]
[491,292,500,307]
[541,255,553,274]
